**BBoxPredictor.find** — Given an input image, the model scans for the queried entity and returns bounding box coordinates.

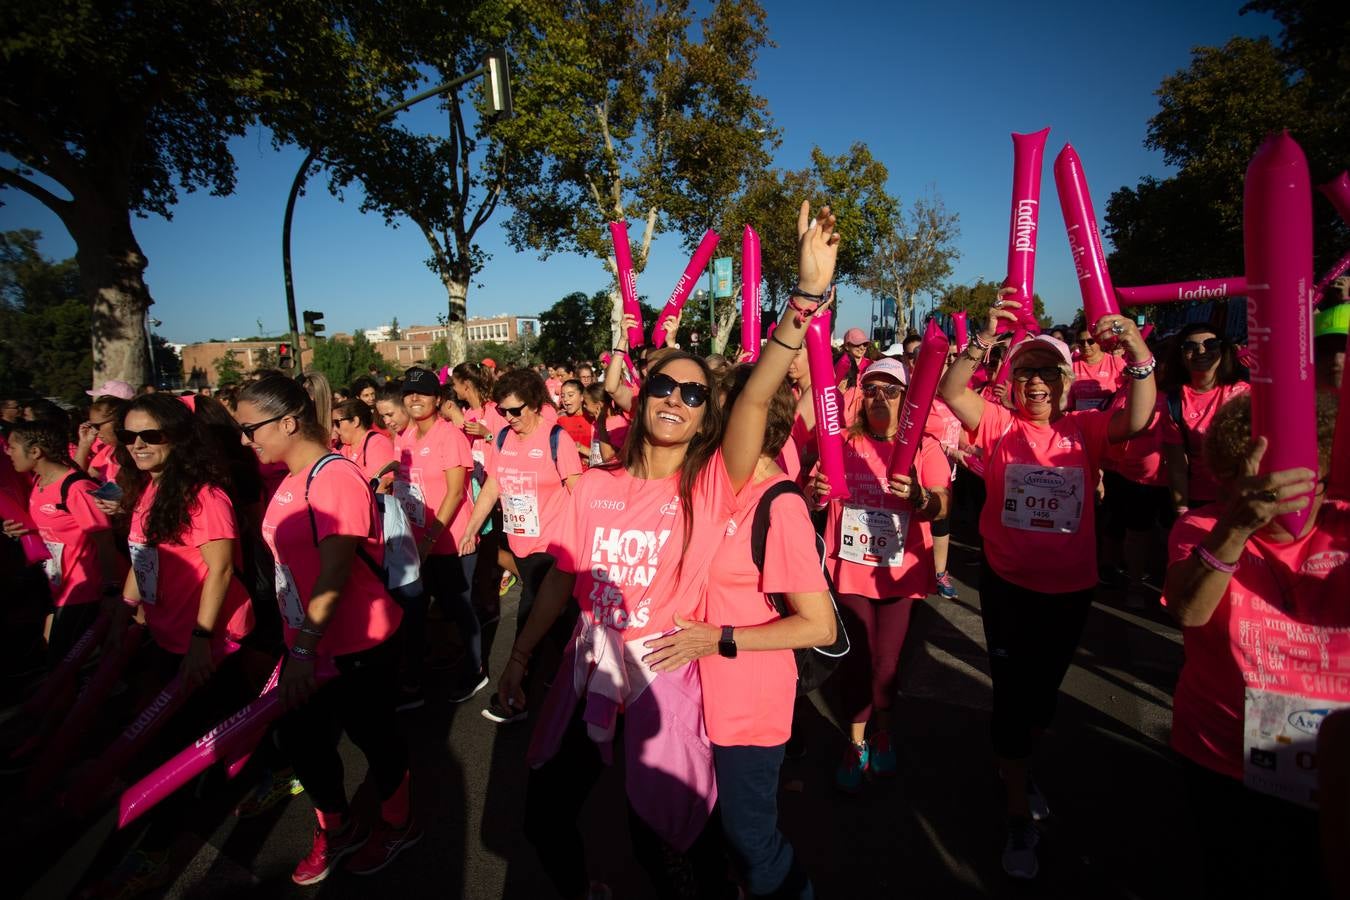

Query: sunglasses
[238,413,288,440]
[1013,366,1064,383]
[645,372,710,408]
[1075,337,1096,346]
[1182,338,1222,355]
[116,428,170,445]
[499,404,527,418]
[861,382,904,399]
[332,417,350,427]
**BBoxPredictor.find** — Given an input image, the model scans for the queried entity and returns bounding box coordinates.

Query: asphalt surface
[21,533,1196,899]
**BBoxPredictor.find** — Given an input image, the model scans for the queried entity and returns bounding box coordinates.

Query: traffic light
[278,342,292,370]
[303,310,325,339]
[482,48,513,120]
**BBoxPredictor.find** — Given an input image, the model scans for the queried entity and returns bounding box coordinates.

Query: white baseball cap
[860,356,909,387]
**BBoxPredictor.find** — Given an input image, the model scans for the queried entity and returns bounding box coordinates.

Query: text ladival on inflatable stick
[1244,131,1318,535]
[1004,128,1051,311]
[1116,277,1248,306]
[889,320,949,479]
[651,230,721,348]
[225,659,283,779]
[608,222,645,350]
[952,311,968,350]
[805,311,850,503]
[741,225,762,362]
[1054,144,1120,337]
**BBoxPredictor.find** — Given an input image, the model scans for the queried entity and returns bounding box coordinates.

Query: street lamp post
[281,49,513,373]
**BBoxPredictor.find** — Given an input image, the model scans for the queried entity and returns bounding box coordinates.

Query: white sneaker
[1027,778,1051,822]
[1002,819,1040,879]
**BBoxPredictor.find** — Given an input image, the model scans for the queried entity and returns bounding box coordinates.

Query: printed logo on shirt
[590,498,626,511]
[420,446,431,456]
[528,448,544,459]
[1056,435,1076,449]
[586,527,671,630]
[660,497,680,517]
[274,491,294,505]
[724,518,738,537]
[1301,551,1348,575]
[39,503,57,515]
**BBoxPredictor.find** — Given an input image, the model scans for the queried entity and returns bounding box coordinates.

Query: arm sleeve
[67,480,112,532]
[971,400,1011,458]
[190,485,239,547]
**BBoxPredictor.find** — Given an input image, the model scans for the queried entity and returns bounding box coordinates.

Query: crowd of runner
[1,207,1347,899]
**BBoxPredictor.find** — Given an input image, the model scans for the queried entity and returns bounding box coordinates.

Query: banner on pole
[713,257,733,298]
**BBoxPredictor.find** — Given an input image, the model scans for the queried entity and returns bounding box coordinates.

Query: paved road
[25,534,1196,899]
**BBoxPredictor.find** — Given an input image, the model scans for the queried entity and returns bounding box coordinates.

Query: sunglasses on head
[116,428,170,445]
[1013,366,1064,383]
[861,382,903,399]
[499,404,527,418]
[237,413,288,440]
[645,372,710,408]
[1182,337,1222,355]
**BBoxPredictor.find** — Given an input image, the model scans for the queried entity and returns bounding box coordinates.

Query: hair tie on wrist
[770,333,804,351]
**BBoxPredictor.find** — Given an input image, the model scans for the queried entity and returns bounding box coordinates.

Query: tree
[498,0,775,348]
[856,192,961,331]
[310,339,353,388]
[215,350,244,388]
[0,230,92,403]
[1105,9,1349,290]
[537,290,660,364]
[937,279,1047,328]
[0,2,413,390]
[151,335,183,388]
[426,340,451,372]
[388,317,401,341]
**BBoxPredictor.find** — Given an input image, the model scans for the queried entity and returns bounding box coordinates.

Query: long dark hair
[238,375,329,445]
[721,364,795,457]
[1160,322,1240,392]
[194,394,263,507]
[614,352,724,556]
[116,394,229,545]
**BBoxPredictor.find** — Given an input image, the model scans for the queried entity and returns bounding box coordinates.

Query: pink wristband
[121,595,142,609]
[1193,545,1239,575]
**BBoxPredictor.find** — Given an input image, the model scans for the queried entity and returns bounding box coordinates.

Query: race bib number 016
[1001,464,1084,534]
[1243,688,1349,809]
[838,504,909,568]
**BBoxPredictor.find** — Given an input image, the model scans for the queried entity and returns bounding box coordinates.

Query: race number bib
[838,504,909,568]
[393,478,425,528]
[1001,464,1085,534]
[43,541,64,588]
[1243,688,1349,809]
[274,562,305,629]
[501,472,541,538]
[128,542,159,605]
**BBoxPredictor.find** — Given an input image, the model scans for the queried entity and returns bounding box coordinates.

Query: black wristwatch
[717,625,737,659]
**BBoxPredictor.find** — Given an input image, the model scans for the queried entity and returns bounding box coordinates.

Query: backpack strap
[549,424,564,464]
[749,480,809,574]
[1165,385,1188,445]
[304,453,349,547]
[359,430,375,467]
[57,470,97,512]
[496,426,510,452]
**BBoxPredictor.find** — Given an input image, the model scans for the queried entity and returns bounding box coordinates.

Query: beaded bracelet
[1193,545,1239,575]
[1124,355,1157,380]
[289,644,317,660]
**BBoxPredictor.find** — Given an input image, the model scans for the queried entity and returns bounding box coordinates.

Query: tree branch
[637,206,658,270]
[0,166,73,219]
[0,100,88,197]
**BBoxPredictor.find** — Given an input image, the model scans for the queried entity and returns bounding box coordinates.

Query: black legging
[978,560,1093,759]
[276,638,408,814]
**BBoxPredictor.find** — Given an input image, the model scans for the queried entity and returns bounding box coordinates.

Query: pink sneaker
[291,822,369,885]
[345,818,424,876]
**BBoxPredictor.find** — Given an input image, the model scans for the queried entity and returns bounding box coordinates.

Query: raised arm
[1097,314,1157,443]
[939,288,1020,432]
[603,316,638,413]
[722,202,840,491]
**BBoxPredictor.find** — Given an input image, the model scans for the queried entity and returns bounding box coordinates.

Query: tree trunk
[73,210,152,389]
[442,267,471,367]
[710,291,740,357]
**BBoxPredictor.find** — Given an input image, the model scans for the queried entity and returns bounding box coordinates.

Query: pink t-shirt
[1068,354,1126,411]
[128,482,253,653]
[343,430,397,485]
[261,456,402,657]
[259,461,289,503]
[591,414,631,466]
[1102,392,1181,486]
[553,454,737,642]
[1177,381,1250,502]
[484,423,583,558]
[1166,502,1350,779]
[700,474,828,747]
[545,378,563,404]
[972,402,1112,593]
[825,435,949,600]
[398,416,473,554]
[89,439,121,483]
[30,473,112,607]
[923,398,963,485]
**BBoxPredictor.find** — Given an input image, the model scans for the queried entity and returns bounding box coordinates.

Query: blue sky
[0,1,1277,346]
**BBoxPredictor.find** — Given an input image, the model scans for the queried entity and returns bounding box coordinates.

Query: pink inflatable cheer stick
[1244,131,1318,535]
[805,311,850,503]
[1314,247,1350,302]
[119,661,337,828]
[0,488,51,566]
[1004,128,1051,311]
[609,222,645,350]
[24,623,145,800]
[651,230,720,347]
[1329,331,1350,501]
[888,320,950,479]
[741,225,762,362]
[1116,277,1248,306]
[1055,145,1120,341]
[225,658,282,779]
[18,611,110,721]
[1319,172,1350,225]
[952,311,968,351]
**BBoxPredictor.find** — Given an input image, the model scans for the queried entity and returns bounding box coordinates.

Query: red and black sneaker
[291,822,370,885]
[345,818,424,876]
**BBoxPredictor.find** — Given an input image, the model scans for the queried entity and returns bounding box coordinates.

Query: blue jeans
[712,743,813,899]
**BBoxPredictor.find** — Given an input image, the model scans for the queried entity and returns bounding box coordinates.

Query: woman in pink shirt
[498,202,841,899]
[939,292,1156,880]
[332,399,397,490]
[1066,322,1126,411]
[236,376,413,884]
[809,357,951,793]
[1162,393,1341,898]
[74,394,128,485]
[1160,322,1250,509]
[450,361,514,607]
[460,368,582,724]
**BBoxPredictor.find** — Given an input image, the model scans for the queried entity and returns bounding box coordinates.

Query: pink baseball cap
[1008,334,1072,368]
[87,379,135,400]
[860,356,908,386]
[843,327,868,345]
